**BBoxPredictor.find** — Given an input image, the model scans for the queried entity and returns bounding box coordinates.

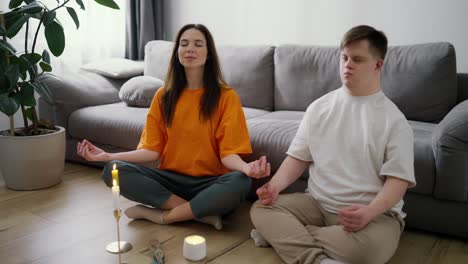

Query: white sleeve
[380,125,416,187]
[286,108,313,162]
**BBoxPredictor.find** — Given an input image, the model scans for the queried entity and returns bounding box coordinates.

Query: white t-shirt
[287,87,416,218]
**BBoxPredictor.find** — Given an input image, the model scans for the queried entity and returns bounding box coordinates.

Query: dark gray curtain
[125,0,164,60]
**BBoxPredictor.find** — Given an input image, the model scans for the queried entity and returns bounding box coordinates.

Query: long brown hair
[162,24,227,126]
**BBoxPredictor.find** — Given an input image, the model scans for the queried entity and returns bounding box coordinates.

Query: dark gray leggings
[102,160,251,218]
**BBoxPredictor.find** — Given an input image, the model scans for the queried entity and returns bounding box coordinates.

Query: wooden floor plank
[1,162,468,264]
[388,231,439,264]
[209,239,284,264]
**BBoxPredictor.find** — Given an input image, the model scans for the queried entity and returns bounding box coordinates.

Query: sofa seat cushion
[254,110,304,121]
[247,111,308,181]
[408,120,436,195]
[68,102,147,150]
[247,112,435,196]
[243,107,270,120]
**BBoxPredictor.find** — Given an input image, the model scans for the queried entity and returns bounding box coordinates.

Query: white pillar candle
[183,235,206,261]
[112,179,120,210]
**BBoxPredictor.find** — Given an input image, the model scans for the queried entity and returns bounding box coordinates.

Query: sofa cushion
[247,111,307,180]
[255,110,304,121]
[68,102,147,150]
[217,46,275,111]
[144,41,173,80]
[81,58,144,79]
[119,76,163,107]
[243,107,270,120]
[144,40,275,111]
[246,112,435,196]
[382,43,457,122]
[274,43,457,122]
[408,120,436,196]
[274,45,341,111]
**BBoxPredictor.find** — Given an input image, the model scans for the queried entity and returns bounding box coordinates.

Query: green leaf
[27,63,37,79]
[6,13,30,38]
[20,71,27,80]
[4,11,22,31]
[44,21,65,56]
[0,94,20,116]
[21,52,42,65]
[94,0,120,10]
[9,0,24,9]
[42,10,56,26]
[66,7,79,29]
[0,25,6,36]
[25,107,34,121]
[19,2,43,14]
[13,56,30,74]
[0,39,16,53]
[42,49,50,64]
[32,81,53,104]
[39,61,52,72]
[16,82,36,106]
[5,64,20,89]
[0,79,9,93]
[76,0,85,10]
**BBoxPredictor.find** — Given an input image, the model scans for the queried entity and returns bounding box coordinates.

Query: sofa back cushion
[274,45,341,111]
[144,40,275,111]
[274,43,457,122]
[144,40,173,80]
[382,43,457,122]
[217,46,275,111]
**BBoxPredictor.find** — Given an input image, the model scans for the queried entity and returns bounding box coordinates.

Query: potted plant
[0,0,119,190]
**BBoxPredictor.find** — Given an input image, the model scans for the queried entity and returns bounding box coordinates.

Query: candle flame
[113,179,117,187]
[185,235,205,245]
[113,163,116,170]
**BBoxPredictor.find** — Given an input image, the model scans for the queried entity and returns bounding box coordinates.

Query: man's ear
[375,59,384,71]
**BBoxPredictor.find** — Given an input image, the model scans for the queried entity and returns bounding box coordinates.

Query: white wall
[164,0,468,72]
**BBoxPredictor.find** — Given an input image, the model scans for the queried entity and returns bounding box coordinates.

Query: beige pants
[250,193,404,264]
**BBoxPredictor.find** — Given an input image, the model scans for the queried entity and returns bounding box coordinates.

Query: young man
[250,25,416,264]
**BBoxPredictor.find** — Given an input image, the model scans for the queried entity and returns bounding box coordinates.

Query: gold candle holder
[106,209,133,263]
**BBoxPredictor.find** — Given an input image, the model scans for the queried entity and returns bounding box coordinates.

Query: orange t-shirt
[137,86,252,176]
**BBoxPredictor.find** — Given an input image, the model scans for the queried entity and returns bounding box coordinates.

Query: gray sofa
[39,41,468,239]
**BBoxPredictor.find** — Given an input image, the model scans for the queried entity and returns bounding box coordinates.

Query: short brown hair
[340,25,388,59]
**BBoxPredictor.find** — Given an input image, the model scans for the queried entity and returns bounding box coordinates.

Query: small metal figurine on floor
[150,239,165,264]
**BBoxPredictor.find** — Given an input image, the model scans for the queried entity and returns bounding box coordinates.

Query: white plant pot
[0,126,66,190]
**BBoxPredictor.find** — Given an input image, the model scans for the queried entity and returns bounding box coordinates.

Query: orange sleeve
[137,88,166,152]
[216,89,253,158]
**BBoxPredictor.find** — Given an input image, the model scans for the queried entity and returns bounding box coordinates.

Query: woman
[77,24,270,230]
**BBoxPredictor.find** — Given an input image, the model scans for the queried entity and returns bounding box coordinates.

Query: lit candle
[183,235,206,261]
[112,179,120,210]
[111,164,119,186]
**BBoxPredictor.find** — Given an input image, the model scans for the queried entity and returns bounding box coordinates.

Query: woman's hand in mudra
[243,156,271,179]
[77,139,110,162]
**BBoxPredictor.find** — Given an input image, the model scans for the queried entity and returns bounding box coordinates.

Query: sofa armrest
[37,69,128,129]
[432,99,468,201]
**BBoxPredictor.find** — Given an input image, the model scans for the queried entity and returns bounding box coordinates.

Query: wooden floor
[1,163,468,264]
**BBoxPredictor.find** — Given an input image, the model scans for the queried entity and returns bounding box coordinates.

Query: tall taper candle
[112,179,120,210]
[112,164,119,186]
